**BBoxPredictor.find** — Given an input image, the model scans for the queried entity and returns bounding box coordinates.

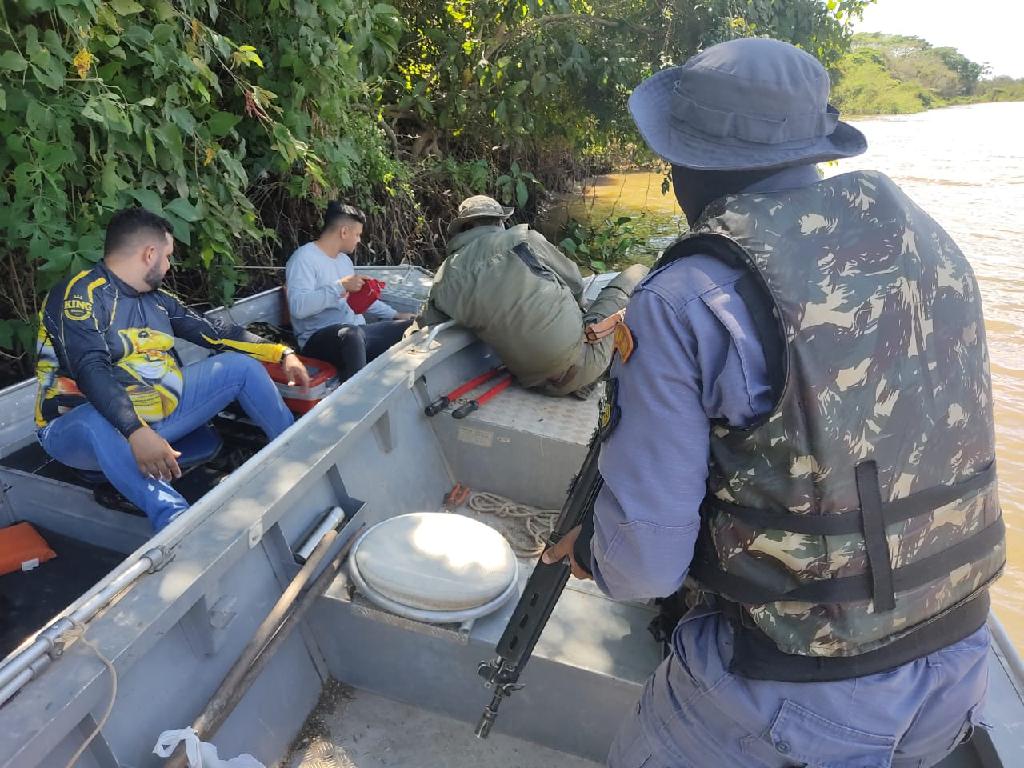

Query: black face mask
[671,165,783,226]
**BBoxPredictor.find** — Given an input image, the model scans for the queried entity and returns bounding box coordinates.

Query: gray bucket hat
[448,195,514,237]
[629,37,866,171]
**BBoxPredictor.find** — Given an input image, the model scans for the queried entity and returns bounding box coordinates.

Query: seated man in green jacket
[419,195,648,396]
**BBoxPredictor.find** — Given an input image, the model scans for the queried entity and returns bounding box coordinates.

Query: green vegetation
[974,76,1024,103]
[0,0,870,380]
[831,32,1024,115]
[560,216,649,274]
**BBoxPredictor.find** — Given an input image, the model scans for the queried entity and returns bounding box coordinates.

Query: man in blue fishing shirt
[35,207,309,530]
[544,38,1002,767]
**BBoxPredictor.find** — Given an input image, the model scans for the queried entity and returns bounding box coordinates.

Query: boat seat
[74,423,223,485]
[433,381,601,509]
[463,381,601,447]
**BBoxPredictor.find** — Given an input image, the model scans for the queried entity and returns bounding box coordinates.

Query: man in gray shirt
[285,203,413,381]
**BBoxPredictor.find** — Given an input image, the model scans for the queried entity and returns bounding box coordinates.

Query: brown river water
[562,102,1024,650]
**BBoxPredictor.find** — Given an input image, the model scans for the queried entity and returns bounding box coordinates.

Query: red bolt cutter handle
[424,367,503,416]
[452,374,513,419]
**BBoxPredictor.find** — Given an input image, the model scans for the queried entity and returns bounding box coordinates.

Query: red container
[262,355,339,414]
[346,278,385,314]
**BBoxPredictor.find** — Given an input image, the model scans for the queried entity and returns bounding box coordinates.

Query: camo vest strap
[664,171,1004,680]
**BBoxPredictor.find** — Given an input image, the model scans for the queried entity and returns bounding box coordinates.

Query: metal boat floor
[285,681,600,768]
[0,526,123,658]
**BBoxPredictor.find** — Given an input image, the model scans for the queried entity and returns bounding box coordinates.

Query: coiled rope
[467,492,558,558]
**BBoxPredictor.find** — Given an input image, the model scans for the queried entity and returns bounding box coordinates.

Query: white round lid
[353,512,517,612]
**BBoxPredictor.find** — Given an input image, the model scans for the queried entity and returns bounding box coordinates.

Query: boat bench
[428,381,601,509]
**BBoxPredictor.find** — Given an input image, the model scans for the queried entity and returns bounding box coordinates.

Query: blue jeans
[38,352,294,530]
[607,608,990,768]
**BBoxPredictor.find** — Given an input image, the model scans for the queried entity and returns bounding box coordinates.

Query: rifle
[474,381,618,738]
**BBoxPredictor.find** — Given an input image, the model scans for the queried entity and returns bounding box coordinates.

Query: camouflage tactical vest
[666,171,1004,680]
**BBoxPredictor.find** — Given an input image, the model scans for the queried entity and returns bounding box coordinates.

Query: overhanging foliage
[0,0,867,376]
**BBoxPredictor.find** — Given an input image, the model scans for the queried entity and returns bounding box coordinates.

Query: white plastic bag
[153,727,265,768]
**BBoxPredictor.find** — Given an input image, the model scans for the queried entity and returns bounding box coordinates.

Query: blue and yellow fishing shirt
[35,263,289,437]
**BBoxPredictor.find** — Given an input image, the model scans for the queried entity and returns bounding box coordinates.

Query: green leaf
[559,238,577,254]
[129,188,164,214]
[515,179,528,208]
[166,197,201,222]
[168,106,196,134]
[152,0,175,22]
[207,111,241,138]
[101,162,123,200]
[136,97,157,107]
[123,24,153,47]
[25,100,52,133]
[110,0,144,15]
[81,100,105,123]
[101,98,131,133]
[145,130,157,164]
[31,61,65,90]
[152,24,174,45]
[0,51,28,72]
[0,87,5,112]
[169,216,191,245]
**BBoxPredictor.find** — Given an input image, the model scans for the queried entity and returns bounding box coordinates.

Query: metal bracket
[413,320,457,352]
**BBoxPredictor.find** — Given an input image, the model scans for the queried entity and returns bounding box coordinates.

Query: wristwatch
[281,347,296,360]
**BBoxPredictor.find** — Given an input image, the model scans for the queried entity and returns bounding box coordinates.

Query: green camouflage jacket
[421,224,585,386]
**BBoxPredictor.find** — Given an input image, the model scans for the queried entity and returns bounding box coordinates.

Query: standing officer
[543,38,1003,766]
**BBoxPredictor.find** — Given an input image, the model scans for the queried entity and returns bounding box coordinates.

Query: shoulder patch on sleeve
[599,377,621,440]
[613,321,635,363]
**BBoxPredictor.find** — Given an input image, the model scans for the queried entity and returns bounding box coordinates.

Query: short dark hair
[322,202,366,235]
[104,207,174,258]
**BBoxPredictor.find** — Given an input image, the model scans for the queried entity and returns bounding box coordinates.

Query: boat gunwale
[0,280,432,663]
[0,323,480,765]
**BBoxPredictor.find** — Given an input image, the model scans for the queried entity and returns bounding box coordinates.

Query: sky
[854,0,1024,78]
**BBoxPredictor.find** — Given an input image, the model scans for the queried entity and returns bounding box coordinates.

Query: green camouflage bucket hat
[448,195,514,237]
